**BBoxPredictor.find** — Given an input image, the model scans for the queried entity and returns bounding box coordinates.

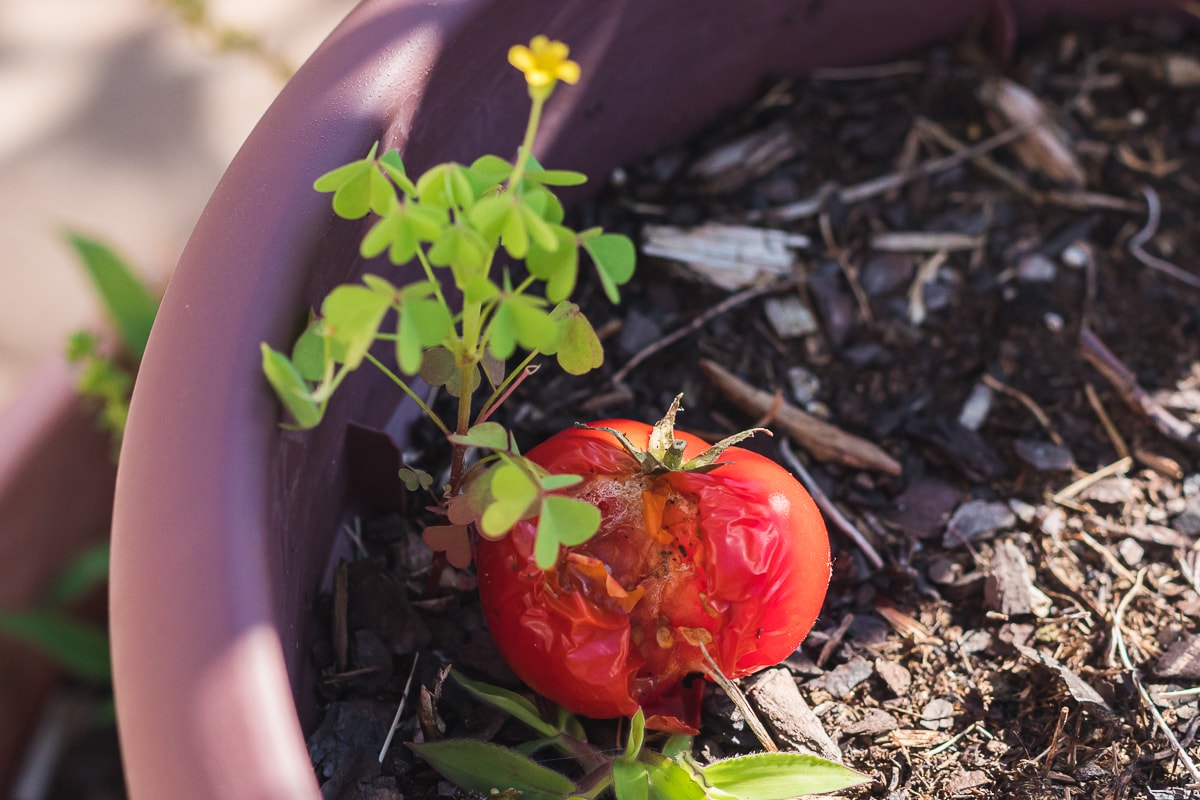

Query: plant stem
[696,641,778,753]
[507,93,546,192]
[362,353,449,436]
[477,352,539,424]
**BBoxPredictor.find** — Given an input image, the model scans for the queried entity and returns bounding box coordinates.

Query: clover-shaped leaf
[312,142,396,219]
[321,283,392,369]
[534,495,600,569]
[428,222,491,285]
[488,293,558,360]
[468,195,558,259]
[468,154,514,189]
[479,461,538,538]
[528,229,579,303]
[422,524,472,569]
[549,302,603,376]
[361,201,447,265]
[419,346,482,398]
[582,229,637,303]
[448,421,510,451]
[395,282,453,375]
[416,162,476,210]
[290,319,329,381]
[398,467,434,492]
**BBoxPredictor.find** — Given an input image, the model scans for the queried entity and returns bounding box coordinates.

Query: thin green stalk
[362,352,449,435]
[507,94,546,192]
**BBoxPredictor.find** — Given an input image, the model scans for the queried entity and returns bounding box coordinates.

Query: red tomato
[475,419,830,733]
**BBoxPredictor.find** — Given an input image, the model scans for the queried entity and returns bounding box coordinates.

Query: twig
[611,280,792,387]
[927,722,979,756]
[1128,186,1200,291]
[1052,456,1132,505]
[751,122,1037,222]
[378,653,421,763]
[819,212,873,324]
[1084,383,1129,460]
[981,373,1063,445]
[1040,707,1071,775]
[778,439,885,570]
[695,640,778,753]
[703,360,902,475]
[1109,571,1200,784]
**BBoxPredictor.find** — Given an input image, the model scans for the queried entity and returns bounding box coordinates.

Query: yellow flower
[508,35,580,89]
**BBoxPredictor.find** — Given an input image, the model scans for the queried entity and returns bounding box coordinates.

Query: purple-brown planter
[0,363,114,789]
[110,1,1180,798]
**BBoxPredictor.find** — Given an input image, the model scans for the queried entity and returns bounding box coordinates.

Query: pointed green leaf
[322,284,391,368]
[379,150,416,196]
[583,232,637,304]
[481,462,538,537]
[65,233,159,360]
[410,739,575,800]
[45,542,110,607]
[519,199,559,253]
[530,168,587,187]
[535,495,600,568]
[447,421,510,451]
[261,344,322,428]
[640,751,710,800]
[613,759,650,800]
[700,753,871,799]
[661,735,693,761]
[625,709,646,760]
[0,610,110,681]
[450,670,558,737]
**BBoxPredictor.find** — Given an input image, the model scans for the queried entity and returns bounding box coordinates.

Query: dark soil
[310,16,1200,799]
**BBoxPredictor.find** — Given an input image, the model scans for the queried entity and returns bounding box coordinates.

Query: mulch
[310,13,1200,799]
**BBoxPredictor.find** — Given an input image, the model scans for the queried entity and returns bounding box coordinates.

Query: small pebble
[1119,538,1145,567]
[787,365,821,406]
[764,296,818,338]
[1061,242,1091,269]
[920,697,955,730]
[1016,253,1057,283]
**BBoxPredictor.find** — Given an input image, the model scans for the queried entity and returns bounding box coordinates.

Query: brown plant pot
[0,362,115,790]
[109,1,1179,798]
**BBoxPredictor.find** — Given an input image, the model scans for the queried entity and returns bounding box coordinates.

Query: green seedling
[262,36,636,566]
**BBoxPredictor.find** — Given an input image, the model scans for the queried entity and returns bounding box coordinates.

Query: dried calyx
[579,393,769,474]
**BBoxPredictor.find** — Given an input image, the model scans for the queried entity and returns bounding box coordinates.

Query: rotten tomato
[475,408,830,733]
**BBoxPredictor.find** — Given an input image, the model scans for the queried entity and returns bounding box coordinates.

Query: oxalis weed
[263,37,863,799]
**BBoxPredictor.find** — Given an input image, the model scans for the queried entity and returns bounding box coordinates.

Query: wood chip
[871,231,984,252]
[641,223,809,291]
[979,76,1086,187]
[889,729,951,748]
[944,500,1017,547]
[701,359,902,475]
[984,540,1037,617]
[744,668,842,760]
[687,122,800,193]
[1014,644,1115,720]
[1153,634,1200,681]
[875,659,912,696]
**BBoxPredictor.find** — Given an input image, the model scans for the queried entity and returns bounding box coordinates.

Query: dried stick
[981,373,1063,445]
[1129,186,1200,291]
[702,359,902,476]
[695,640,778,753]
[1084,383,1129,461]
[778,439,885,570]
[378,653,421,763]
[1052,456,1132,505]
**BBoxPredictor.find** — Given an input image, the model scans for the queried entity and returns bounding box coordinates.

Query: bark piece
[642,222,808,291]
[1014,644,1114,719]
[979,76,1086,187]
[875,659,913,697]
[744,668,842,761]
[984,540,1037,617]
[701,359,901,475]
[944,500,1016,547]
[1154,634,1200,681]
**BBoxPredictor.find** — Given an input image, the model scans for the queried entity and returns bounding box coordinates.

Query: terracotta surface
[109,1,1181,798]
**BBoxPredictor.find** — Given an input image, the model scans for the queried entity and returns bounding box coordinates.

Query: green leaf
[397,467,433,492]
[428,223,491,286]
[551,303,603,376]
[626,709,646,760]
[450,670,558,738]
[529,168,587,187]
[700,753,870,799]
[583,232,637,304]
[418,347,481,398]
[489,295,558,361]
[416,162,476,210]
[519,199,559,253]
[45,542,110,607]
[379,150,417,196]
[322,284,391,369]
[539,473,583,491]
[0,610,110,682]
[467,194,514,246]
[613,759,650,800]
[528,226,579,303]
[65,233,159,360]
[468,154,514,188]
[261,344,323,428]
[313,143,396,219]
[481,462,538,537]
[361,202,446,265]
[640,751,710,800]
[448,421,510,451]
[291,321,329,381]
[394,285,453,375]
[661,735,693,761]
[534,495,600,569]
[410,739,575,800]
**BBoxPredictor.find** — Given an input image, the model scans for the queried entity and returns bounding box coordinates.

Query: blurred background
[0,0,357,407]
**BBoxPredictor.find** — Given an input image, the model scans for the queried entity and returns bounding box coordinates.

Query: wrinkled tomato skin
[475,420,830,733]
